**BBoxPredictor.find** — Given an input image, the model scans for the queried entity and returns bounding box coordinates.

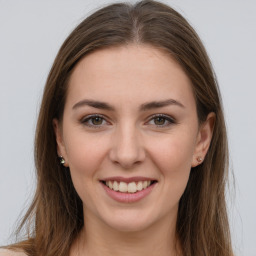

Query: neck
[71,209,181,256]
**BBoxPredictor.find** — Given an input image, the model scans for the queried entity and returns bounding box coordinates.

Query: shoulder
[0,249,27,256]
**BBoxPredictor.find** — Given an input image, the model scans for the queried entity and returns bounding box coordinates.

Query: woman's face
[54,44,213,232]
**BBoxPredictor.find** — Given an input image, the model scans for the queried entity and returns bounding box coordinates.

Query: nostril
[108,139,146,169]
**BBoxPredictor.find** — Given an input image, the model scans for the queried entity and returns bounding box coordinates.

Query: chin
[107,220,152,233]
[102,209,156,233]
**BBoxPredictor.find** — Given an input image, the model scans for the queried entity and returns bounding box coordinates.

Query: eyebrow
[72,99,115,111]
[72,99,185,111]
[140,99,185,111]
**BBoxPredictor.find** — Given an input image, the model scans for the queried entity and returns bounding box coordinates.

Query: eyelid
[80,114,111,128]
[146,114,176,127]
[80,113,176,129]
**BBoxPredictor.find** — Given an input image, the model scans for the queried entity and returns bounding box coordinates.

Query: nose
[109,123,146,169]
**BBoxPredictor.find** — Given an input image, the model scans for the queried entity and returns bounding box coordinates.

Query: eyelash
[147,114,176,127]
[81,114,108,128]
[80,114,176,129]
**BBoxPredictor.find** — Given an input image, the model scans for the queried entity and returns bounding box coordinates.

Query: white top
[0,249,27,256]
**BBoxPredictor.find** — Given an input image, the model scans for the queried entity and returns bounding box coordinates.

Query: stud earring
[197,156,203,163]
[59,156,65,165]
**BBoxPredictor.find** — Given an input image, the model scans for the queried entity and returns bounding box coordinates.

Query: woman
[0,0,234,255]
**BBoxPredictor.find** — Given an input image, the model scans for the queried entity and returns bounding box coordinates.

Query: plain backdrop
[0,0,255,255]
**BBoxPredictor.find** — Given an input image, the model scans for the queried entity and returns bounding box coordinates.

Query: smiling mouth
[100,180,157,193]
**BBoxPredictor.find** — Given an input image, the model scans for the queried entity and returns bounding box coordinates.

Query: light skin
[54,44,215,256]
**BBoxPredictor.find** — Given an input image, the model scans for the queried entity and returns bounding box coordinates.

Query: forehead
[66,44,196,110]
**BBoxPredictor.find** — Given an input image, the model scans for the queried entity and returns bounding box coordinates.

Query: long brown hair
[6,1,234,255]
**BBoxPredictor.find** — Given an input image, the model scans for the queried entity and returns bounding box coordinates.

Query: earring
[197,156,203,163]
[59,156,65,165]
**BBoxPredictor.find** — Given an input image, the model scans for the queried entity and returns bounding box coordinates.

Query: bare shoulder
[0,249,27,256]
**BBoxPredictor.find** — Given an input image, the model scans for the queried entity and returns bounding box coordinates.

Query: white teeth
[127,182,137,193]
[113,181,119,191]
[143,181,148,189]
[137,181,143,191]
[119,182,128,192]
[105,180,154,193]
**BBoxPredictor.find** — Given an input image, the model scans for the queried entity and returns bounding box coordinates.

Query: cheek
[64,133,111,207]
[147,132,195,196]
[149,132,195,170]
[64,132,111,192]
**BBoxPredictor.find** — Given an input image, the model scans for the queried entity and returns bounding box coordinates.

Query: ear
[53,118,69,167]
[191,112,215,167]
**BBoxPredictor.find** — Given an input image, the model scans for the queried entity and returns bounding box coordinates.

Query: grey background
[0,1,255,255]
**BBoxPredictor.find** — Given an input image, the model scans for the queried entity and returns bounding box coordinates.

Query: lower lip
[101,182,157,203]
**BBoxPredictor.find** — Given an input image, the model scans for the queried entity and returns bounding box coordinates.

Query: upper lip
[100,176,157,183]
